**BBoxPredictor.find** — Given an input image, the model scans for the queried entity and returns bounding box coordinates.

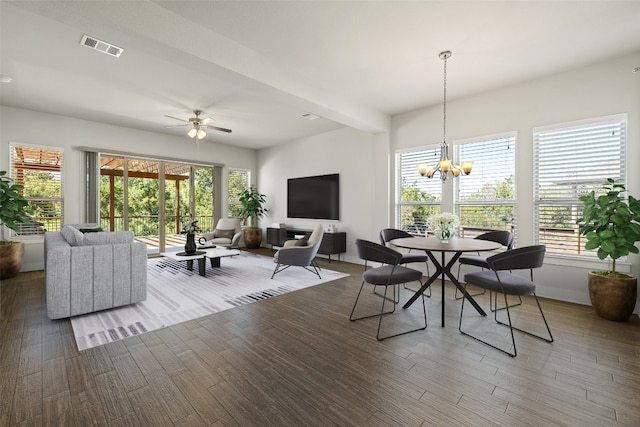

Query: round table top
[390,236,502,253]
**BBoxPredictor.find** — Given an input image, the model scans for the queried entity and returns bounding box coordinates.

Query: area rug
[70,252,348,351]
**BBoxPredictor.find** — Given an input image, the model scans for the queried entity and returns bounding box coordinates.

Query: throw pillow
[294,233,310,246]
[213,229,235,239]
[61,225,84,246]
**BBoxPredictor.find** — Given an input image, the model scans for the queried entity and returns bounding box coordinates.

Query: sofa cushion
[61,225,85,246]
[213,229,235,239]
[83,231,135,246]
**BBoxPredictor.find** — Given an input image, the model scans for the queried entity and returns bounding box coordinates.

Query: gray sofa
[44,225,147,320]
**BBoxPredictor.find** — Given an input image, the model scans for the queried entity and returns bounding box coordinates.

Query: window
[228,169,249,219]
[534,115,626,256]
[396,148,441,234]
[455,134,516,239]
[9,144,64,235]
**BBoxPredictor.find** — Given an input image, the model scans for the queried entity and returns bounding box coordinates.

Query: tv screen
[287,174,340,220]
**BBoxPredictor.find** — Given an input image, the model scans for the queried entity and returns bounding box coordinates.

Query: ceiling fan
[164,110,232,140]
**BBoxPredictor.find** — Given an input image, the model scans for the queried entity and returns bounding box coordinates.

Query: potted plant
[576,178,640,321]
[0,171,32,279]
[238,185,268,249]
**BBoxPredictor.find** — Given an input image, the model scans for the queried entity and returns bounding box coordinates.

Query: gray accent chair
[271,224,323,279]
[44,225,147,319]
[455,230,516,310]
[459,245,553,357]
[199,218,242,249]
[350,239,427,341]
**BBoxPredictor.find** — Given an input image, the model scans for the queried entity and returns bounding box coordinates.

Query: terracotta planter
[0,241,25,280]
[243,227,263,249]
[588,272,637,322]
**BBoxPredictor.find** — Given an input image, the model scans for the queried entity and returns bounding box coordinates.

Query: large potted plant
[0,171,32,279]
[576,178,640,321]
[238,185,268,249]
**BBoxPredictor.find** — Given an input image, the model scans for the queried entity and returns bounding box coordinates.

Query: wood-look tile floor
[1,249,639,426]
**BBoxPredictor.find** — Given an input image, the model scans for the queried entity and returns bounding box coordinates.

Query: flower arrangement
[181,217,201,235]
[427,212,459,242]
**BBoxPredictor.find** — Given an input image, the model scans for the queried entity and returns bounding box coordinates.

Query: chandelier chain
[442,53,447,145]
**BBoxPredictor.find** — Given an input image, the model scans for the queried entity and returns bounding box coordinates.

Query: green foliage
[576,178,640,274]
[99,166,215,234]
[238,186,267,226]
[400,179,437,232]
[465,176,514,201]
[0,171,33,241]
[228,170,249,218]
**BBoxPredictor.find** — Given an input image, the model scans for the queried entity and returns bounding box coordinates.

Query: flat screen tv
[287,174,340,220]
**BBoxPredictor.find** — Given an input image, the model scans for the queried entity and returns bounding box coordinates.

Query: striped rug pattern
[70,252,348,351]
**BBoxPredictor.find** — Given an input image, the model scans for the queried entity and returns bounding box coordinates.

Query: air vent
[80,35,123,58]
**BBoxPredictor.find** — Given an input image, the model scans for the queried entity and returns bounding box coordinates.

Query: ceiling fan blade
[164,124,189,128]
[203,124,232,133]
[164,114,189,123]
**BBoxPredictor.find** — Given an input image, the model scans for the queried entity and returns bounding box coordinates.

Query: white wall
[0,106,257,271]
[258,126,390,263]
[391,52,640,311]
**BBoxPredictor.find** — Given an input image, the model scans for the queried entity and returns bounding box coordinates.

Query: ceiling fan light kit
[188,128,206,139]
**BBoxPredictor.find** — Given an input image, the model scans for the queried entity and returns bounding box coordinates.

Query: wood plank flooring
[1,248,639,426]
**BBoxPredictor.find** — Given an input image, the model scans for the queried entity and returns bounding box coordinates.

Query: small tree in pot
[576,178,640,321]
[0,171,32,279]
[238,186,268,249]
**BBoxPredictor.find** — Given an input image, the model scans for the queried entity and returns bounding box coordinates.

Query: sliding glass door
[99,155,214,255]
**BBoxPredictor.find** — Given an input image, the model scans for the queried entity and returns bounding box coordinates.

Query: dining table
[390,236,502,327]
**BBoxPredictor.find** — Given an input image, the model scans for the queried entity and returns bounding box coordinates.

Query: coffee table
[161,248,241,276]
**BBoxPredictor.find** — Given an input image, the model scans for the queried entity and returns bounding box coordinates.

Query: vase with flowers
[181,217,201,254]
[427,212,459,243]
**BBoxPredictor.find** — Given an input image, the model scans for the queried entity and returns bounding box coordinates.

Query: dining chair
[350,239,427,341]
[455,230,515,311]
[379,228,431,297]
[458,245,553,357]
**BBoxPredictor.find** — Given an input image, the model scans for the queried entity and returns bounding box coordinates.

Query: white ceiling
[1,1,639,150]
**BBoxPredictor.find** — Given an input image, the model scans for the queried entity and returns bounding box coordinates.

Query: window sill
[544,253,631,273]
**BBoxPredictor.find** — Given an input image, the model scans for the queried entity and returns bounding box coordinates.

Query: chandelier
[417,50,473,181]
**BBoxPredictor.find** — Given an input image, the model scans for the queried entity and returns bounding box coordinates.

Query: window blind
[455,135,516,239]
[228,169,250,219]
[396,148,441,233]
[533,115,626,256]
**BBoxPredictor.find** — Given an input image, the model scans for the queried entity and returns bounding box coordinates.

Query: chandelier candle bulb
[461,161,474,174]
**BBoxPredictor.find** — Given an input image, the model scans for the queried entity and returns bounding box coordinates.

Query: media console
[266,227,347,262]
